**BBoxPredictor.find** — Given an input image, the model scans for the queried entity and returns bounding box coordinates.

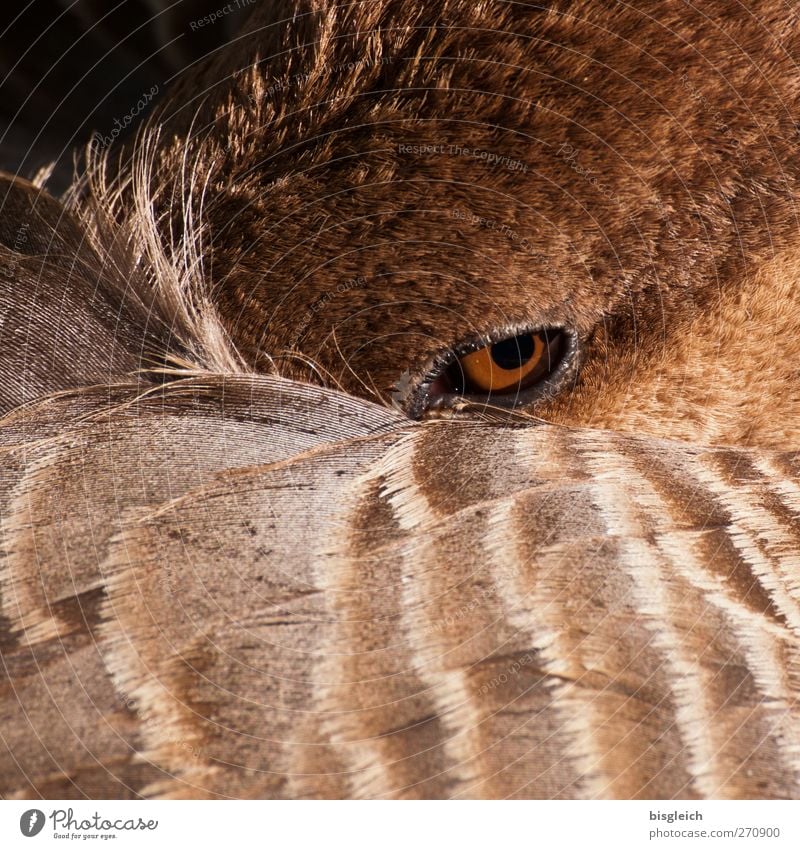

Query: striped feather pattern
[1,376,798,799]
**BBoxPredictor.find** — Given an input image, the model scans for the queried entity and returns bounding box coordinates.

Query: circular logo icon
[19,810,45,837]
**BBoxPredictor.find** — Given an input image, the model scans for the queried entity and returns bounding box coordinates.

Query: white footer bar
[1,799,797,848]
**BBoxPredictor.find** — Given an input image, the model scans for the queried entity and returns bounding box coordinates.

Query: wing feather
[2,377,798,799]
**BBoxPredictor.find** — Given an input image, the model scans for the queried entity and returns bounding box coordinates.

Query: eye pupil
[490,334,536,370]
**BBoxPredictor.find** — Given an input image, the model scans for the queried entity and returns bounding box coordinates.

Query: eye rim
[404,325,581,419]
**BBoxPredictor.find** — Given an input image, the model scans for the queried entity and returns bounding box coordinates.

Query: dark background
[0,0,242,192]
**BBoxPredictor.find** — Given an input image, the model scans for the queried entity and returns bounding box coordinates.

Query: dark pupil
[490,334,535,370]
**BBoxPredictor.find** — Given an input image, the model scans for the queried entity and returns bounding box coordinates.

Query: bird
[0,0,799,799]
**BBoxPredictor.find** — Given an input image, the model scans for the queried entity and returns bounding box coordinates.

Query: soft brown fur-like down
[80,0,800,447]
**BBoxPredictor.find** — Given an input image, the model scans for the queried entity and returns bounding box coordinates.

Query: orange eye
[421,327,569,413]
[459,333,547,392]
[446,330,562,396]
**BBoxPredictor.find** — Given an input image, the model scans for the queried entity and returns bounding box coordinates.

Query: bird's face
[152,0,800,448]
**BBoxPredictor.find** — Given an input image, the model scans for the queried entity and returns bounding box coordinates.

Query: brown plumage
[109,0,800,447]
[2,370,800,799]
[1,1,800,799]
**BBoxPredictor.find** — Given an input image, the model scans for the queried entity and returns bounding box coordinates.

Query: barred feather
[1,374,799,799]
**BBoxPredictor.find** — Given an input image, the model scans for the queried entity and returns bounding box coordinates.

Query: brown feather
[2,1,800,800]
